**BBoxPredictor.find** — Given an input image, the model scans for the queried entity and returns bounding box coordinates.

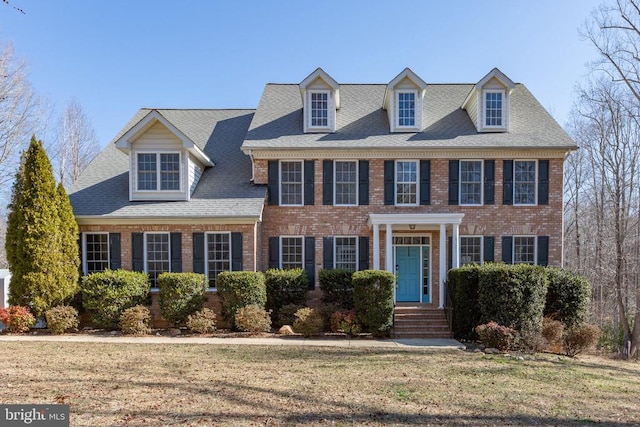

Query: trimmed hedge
[265,269,308,322]
[158,272,208,326]
[545,268,591,328]
[447,264,482,339]
[319,269,354,309]
[81,269,150,329]
[217,271,266,328]
[353,270,394,337]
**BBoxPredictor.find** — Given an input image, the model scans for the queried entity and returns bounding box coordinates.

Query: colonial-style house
[69,68,576,336]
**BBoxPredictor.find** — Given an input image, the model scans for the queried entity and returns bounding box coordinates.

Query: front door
[395,246,421,302]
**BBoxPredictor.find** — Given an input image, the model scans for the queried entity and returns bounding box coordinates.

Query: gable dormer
[115,110,213,202]
[383,68,427,133]
[299,68,340,133]
[463,68,515,133]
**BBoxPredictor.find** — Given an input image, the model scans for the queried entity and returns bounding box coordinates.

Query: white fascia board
[367,213,465,228]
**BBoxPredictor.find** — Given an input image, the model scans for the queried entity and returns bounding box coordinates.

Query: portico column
[439,224,446,309]
[385,223,393,273]
[373,224,380,270]
[452,223,460,269]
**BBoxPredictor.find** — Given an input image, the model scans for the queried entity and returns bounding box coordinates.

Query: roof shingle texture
[69,109,266,219]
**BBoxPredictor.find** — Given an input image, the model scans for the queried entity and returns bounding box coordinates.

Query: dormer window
[310,91,329,128]
[397,92,416,127]
[299,68,340,133]
[484,90,504,127]
[462,68,514,132]
[137,152,181,191]
[384,68,427,133]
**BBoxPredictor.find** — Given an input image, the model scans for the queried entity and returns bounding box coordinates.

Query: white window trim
[144,232,171,290]
[394,159,419,207]
[333,236,358,271]
[135,151,182,192]
[513,159,538,206]
[459,235,483,266]
[279,236,305,270]
[513,235,537,265]
[483,89,506,129]
[333,160,358,206]
[279,160,304,207]
[308,90,331,130]
[82,232,110,275]
[205,232,232,290]
[459,160,483,206]
[396,90,418,129]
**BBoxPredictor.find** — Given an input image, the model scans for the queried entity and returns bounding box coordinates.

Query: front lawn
[0,342,638,426]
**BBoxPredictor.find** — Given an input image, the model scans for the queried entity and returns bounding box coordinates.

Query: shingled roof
[69,109,266,220]
[242,83,576,150]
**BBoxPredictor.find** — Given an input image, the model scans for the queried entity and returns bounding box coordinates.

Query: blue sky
[0,0,603,147]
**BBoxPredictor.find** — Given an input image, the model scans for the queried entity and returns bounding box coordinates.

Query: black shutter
[170,232,182,273]
[483,236,495,263]
[231,232,243,271]
[192,233,205,274]
[304,160,314,205]
[448,160,459,205]
[447,236,452,270]
[502,236,513,264]
[537,236,549,266]
[78,234,83,274]
[503,160,513,205]
[484,160,495,205]
[323,160,333,205]
[268,237,279,269]
[304,237,315,289]
[109,233,121,270]
[538,160,549,205]
[420,160,431,205]
[132,232,144,272]
[267,160,279,205]
[358,237,369,271]
[323,237,334,269]
[359,160,369,205]
[384,160,394,205]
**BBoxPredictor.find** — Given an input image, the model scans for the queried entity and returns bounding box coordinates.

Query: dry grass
[0,342,638,426]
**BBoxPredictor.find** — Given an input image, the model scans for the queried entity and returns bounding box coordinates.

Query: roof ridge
[140,108,256,111]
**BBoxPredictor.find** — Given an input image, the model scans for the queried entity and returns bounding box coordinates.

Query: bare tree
[54,99,99,188]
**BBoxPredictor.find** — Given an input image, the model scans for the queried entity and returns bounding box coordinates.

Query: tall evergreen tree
[5,136,79,316]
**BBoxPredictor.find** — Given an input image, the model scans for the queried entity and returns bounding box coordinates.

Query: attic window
[310,91,329,128]
[397,91,416,127]
[484,91,504,127]
[137,152,181,191]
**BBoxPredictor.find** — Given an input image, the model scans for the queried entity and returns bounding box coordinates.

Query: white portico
[367,213,464,308]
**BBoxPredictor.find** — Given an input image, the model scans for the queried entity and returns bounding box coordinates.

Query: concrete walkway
[0,333,465,349]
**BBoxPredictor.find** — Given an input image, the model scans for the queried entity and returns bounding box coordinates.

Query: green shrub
[265,269,308,321]
[234,304,272,333]
[319,269,354,309]
[353,270,394,337]
[564,324,601,357]
[545,268,591,329]
[447,264,482,339]
[330,309,361,336]
[598,320,625,352]
[475,321,516,351]
[186,308,217,334]
[0,305,35,333]
[119,305,151,335]
[217,271,266,328]
[478,263,547,333]
[81,269,150,329]
[158,272,208,326]
[292,307,324,337]
[45,305,79,334]
[276,303,306,327]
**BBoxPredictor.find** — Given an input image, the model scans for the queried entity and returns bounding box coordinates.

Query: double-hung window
[484,91,504,127]
[514,236,536,264]
[460,236,482,266]
[84,233,109,274]
[460,160,482,205]
[514,160,536,205]
[280,161,303,205]
[334,161,357,205]
[310,91,329,128]
[206,233,230,288]
[396,160,418,205]
[280,237,304,269]
[334,237,357,271]
[145,232,170,287]
[137,152,181,191]
[397,92,416,127]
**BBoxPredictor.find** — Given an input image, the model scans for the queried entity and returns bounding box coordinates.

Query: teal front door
[395,246,421,302]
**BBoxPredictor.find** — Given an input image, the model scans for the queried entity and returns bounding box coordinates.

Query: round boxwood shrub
[545,268,591,329]
[158,272,208,326]
[120,305,151,335]
[292,307,323,337]
[353,270,394,337]
[234,304,272,333]
[217,271,266,328]
[186,308,217,334]
[319,269,354,309]
[81,269,150,329]
[45,305,79,334]
[265,268,308,322]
